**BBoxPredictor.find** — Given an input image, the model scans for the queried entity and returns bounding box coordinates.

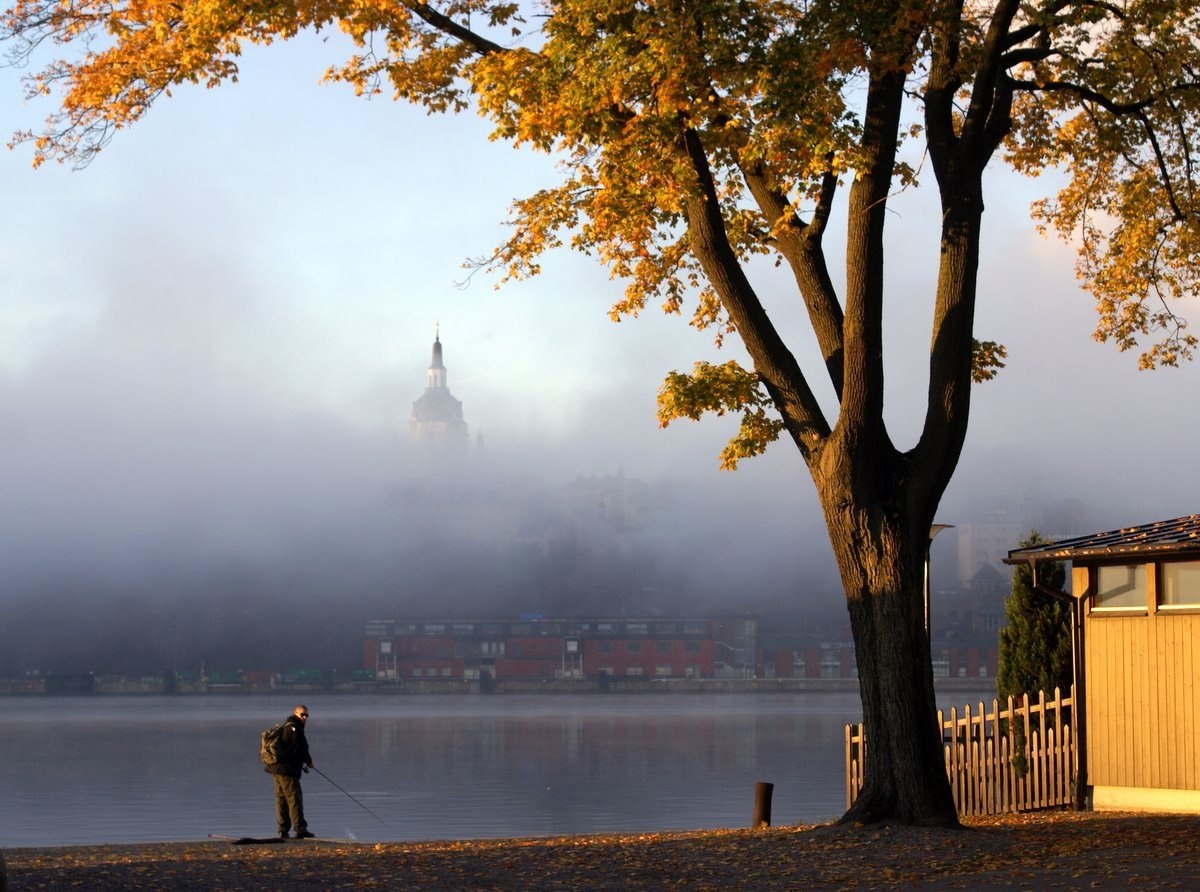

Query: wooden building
[1006,515,1200,813]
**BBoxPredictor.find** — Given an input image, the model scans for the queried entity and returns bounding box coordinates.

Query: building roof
[1005,514,1200,565]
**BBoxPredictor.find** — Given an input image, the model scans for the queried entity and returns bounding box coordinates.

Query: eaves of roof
[1004,514,1200,565]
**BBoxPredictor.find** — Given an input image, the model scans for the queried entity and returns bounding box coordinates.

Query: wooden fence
[845,686,1076,816]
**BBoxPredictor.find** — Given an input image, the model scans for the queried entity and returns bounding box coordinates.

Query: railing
[845,685,1076,816]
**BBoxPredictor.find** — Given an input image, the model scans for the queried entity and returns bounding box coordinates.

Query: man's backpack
[260,722,288,766]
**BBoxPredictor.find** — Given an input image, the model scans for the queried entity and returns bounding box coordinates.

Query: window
[685,641,700,654]
[625,667,643,676]
[598,642,613,655]
[655,665,672,677]
[626,623,648,636]
[423,624,445,635]
[1161,560,1200,607]
[626,641,643,654]
[1094,564,1147,611]
[655,641,671,654]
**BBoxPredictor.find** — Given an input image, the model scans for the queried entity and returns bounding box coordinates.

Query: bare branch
[401,0,508,56]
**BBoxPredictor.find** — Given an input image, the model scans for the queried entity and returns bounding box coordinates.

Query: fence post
[845,724,852,810]
[753,782,774,828]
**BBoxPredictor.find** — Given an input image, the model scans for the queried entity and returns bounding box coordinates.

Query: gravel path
[5,810,1199,890]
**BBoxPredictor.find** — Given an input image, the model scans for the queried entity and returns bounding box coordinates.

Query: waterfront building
[363,616,758,683]
[363,615,997,686]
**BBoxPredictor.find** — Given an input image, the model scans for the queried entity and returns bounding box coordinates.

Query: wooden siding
[1084,607,1200,793]
[1084,609,1195,792]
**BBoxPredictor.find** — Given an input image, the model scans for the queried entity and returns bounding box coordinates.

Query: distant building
[363,616,758,683]
[762,638,997,682]
[409,328,468,453]
[363,616,997,686]
[954,514,1022,588]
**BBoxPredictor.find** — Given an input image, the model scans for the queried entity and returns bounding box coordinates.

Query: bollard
[752,781,774,828]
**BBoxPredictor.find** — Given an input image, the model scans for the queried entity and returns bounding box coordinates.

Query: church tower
[409,327,469,452]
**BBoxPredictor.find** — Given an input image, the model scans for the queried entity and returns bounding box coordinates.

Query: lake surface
[0,691,988,847]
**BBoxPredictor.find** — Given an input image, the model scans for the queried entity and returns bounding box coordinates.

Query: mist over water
[0,429,849,676]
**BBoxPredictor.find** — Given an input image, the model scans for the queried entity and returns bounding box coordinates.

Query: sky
[2,27,1199,637]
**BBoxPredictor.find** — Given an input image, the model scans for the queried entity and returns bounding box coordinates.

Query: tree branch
[400,0,508,56]
[738,158,846,400]
[678,127,831,456]
[1015,77,1200,221]
[960,0,1022,162]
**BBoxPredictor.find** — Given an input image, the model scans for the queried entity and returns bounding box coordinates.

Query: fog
[0,354,840,674]
[0,282,841,673]
[0,290,1192,677]
[3,32,1199,677]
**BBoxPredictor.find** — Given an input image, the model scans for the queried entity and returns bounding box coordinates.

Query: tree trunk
[820,469,958,826]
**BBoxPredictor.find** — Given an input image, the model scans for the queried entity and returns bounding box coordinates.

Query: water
[0,691,986,847]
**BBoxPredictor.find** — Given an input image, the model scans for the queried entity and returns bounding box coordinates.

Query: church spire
[428,325,447,389]
[410,325,468,454]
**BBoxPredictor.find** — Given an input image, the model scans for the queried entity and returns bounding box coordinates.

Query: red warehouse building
[363,616,756,683]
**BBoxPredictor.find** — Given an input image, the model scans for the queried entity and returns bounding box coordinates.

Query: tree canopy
[6,0,1200,825]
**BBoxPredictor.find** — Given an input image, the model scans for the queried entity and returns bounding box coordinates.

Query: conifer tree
[997,532,1072,703]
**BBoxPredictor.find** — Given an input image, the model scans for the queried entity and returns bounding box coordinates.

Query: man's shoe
[279,831,291,839]
[295,830,316,839]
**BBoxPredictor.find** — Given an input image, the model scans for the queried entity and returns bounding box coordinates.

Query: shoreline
[5,811,1199,890]
[0,677,998,697]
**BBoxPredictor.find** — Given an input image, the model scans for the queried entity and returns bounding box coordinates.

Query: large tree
[4,0,1199,825]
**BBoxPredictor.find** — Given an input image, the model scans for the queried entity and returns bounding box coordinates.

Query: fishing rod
[309,766,392,829]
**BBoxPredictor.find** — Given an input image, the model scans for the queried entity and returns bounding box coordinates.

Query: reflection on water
[0,691,988,846]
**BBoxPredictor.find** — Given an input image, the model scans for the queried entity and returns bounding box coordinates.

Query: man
[267,705,315,839]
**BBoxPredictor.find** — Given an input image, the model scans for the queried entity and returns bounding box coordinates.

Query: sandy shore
[5,811,1199,890]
